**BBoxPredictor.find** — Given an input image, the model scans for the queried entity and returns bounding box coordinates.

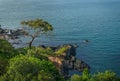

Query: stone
[49,44,90,77]
[0,27,26,44]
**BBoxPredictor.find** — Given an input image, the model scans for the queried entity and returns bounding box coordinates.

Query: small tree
[21,19,53,48]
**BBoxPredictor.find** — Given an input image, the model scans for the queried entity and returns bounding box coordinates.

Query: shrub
[94,70,118,81]
[0,57,8,75]
[71,68,94,81]
[18,47,54,60]
[1,55,63,81]
[55,46,68,55]
[0,39,17,76]
[0,39,17,59]
[70,69,119,81]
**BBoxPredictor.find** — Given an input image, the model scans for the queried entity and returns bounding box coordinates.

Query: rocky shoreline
[0,27,26,40]
[39,44,90,78]
[0,27,90,77]
[0,27,27,44]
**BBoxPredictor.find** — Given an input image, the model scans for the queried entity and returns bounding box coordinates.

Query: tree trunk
[29,37,35,49]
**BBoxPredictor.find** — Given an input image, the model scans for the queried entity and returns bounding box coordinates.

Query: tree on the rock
[21,19,53,48]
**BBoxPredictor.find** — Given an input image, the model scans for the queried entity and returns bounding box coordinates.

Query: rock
[68,44,76,56]
[50,46,58,51]
[48,44,90,77]
[73,44,79,48]
[71,56,76,62]
[83,39,89,43]
[0,34,11,40]
[39,45,46,48]
[0,27,26,42]
[61,61,69,76]
[39,45,58,51]
[12,28,26,36]
[0,34,5,39]
[0,28,5,33]
[9,39,22,44]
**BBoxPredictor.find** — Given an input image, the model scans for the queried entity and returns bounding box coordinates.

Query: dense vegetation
[0,39,64,81]
[0,39,120,81]
[70,69,120,81]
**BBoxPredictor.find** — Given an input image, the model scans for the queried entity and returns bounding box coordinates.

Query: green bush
[18,46,54,60]
[71,74,82,81]
[0,57,8,75]
[70,69,119,81]
[71,69,94,81]
[0,55,63,81]
[0,39,18,76]
[94,70,119,81]
[55,46,68,55]
[0,39,17,59]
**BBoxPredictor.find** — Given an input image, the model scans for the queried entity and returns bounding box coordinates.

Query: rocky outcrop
[0,27,27,44]
[60,44,90,77]
[0,27,26,40]
[41,44,90,78]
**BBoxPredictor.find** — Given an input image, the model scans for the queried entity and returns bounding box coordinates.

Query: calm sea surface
[0,0,120,75]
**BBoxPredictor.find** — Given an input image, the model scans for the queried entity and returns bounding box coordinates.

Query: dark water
[0,0,120,75]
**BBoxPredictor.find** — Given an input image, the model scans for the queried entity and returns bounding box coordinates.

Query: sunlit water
[0,0,120,75]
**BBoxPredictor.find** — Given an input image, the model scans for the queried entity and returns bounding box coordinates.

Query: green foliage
[7,55,41,76]
[0,57,8,75]
[0,39,16,59]
[21,19,53,48]
[82,68,94,81]
[0,39,18,76]
[18,46,54,60]
[71,68,94,81]
[94,70,118,81]
[0,55,63,81]
[71,69,120,81]
[71,74,82,81]
[55,46,68,55]
[27,47,54,56]
[21,19,53,31]
[31,70,54,81]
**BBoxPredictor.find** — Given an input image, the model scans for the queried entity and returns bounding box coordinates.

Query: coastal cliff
[40,44,90,77]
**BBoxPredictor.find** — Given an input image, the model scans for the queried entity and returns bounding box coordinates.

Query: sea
[0,0,120,75]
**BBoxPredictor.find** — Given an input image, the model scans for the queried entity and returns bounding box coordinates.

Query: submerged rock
[83,39,89,43]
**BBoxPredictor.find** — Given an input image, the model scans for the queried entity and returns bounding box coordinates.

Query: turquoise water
[0,0,120,75]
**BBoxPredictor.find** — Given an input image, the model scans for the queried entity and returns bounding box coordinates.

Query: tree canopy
[21,19,53,48]
[1,55,63,81]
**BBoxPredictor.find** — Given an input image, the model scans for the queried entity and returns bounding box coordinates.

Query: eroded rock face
[61,45,90,77]
[46,44,90,78]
